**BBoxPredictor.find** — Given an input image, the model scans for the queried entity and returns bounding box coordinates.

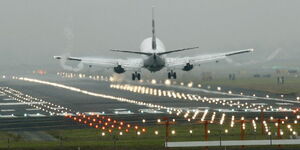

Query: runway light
[151,79,157,84]
[171,130,175,135]
[189,130,193,134]
[225,129,228,133]
[187,82,193,88]
[164,80,171,85]
[155,131,159,135]
[102,132,105,136]
[137,131,141,135]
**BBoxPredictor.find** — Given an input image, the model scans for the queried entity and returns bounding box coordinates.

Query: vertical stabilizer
[152,7,157,50]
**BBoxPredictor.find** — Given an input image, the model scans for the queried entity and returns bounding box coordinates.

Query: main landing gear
[168,70,177,79]
[132,72,141,80]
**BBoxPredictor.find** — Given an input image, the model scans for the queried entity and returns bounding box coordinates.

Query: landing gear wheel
[132,72,141,81]
[168,72,171,79]
[137,73,141,80]
[132,73,136,80]
[173,72,177,79]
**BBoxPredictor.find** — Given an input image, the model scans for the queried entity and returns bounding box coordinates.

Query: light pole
[219,127,222,147]
[268,132,272,145]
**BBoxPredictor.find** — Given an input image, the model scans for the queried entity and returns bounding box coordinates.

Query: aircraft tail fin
[152,6,156,50]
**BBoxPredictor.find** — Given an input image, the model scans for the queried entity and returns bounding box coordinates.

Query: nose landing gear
[167,70,176,79]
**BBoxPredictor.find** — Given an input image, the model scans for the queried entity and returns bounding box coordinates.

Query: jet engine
[113,65,125,74]
[182,63,193,71]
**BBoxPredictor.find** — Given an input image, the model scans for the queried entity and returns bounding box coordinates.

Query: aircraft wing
[54,56,143,71]
[165,48,253,68]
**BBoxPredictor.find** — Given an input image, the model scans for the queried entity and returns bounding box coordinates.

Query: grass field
[1,120,299,150]
[200,77,300,96]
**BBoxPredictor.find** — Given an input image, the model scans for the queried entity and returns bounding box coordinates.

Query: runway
[0,73,299,131]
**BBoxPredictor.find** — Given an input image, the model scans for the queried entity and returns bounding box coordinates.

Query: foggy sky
[0,0,299,73]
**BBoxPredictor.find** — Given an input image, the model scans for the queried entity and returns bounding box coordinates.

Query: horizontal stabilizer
[110,49,152,56]
[157,46,199,55]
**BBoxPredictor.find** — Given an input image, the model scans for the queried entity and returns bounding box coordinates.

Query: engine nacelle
[182,63,193,71]
[113,65,125,74]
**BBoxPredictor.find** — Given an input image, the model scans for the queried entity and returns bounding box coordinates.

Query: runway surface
[0,73,299,131]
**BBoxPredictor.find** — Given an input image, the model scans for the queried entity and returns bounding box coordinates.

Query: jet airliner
[55,8,253,80]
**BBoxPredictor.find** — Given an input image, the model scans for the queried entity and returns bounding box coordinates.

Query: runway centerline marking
[2,98,15,101]
[0,102,47,106]
[1,109,15,112]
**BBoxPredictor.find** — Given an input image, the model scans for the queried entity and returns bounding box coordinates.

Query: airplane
[54,8,253,80]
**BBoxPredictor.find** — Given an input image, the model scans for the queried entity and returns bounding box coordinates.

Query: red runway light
[95,125,99,128]
[113,120,117,124]
[118,126,122,130]
[98,120,102,124]
[142,128,146,132]
[93,118,96,122]
[127,124,131,128]
[108,118,111,122]
[109,129,112,133]
[89,123,93,126]
[73,117,77,121]
[102,126,106,130]
[120,122,124,126]
[125,129,129,132]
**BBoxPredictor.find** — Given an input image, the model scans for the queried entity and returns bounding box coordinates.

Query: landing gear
[132,72,141,80]
[167,70,177,79]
